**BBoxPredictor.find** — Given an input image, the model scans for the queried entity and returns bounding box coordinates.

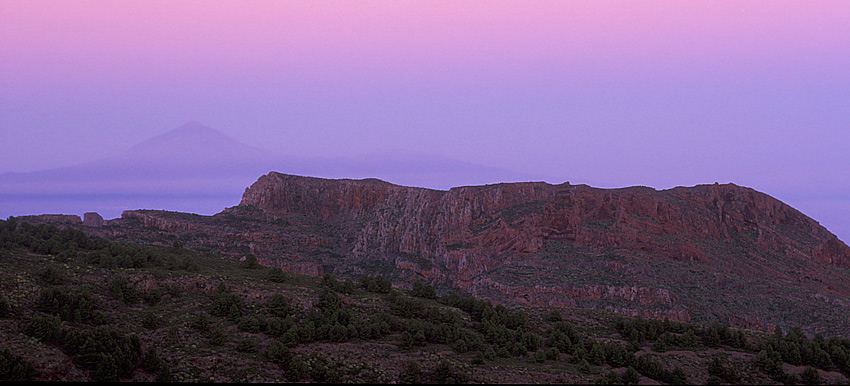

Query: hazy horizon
[2,1,849,242]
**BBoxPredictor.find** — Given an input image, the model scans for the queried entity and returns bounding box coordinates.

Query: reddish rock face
[16,214,82,225]
[241,173,850,271]
[65,172,850,334]
[234,173,850,330]
[83,212,104,227]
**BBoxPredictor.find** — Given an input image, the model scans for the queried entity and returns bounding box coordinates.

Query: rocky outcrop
[230,172,850,331]
[64,172,850,335]
[16,214,82,225]
[83,212,104,227]
[241,173,850,271]
[121,210,199,233]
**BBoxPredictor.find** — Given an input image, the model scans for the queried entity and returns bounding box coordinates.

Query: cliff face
[57,172,850,335]
[241,172,850,271]
[232,172,850,331]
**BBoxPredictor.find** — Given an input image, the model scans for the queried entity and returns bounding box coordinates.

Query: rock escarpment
[59,172,850,335]
[241,172,850,271]
[234,172,850,331]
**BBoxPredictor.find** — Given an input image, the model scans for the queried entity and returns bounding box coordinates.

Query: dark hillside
[2,220,849,383]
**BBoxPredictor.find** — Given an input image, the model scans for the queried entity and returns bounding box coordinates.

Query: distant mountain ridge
[0,122,545,219]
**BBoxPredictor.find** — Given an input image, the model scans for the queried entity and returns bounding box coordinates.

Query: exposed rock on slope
[55,172,850,335]
[240,172,849,270]
[233,173,850,331]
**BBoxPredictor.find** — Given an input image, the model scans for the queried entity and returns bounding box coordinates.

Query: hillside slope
[61,172,850,337]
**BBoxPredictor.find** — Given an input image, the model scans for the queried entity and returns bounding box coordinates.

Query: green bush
[0,296,11,318]
[240,253,260,269]
[236,338,257,353]
[141,311,160,329]
[267,294,293,318]
[209,326,227,346]
[429,359,468,384]
[190,313,210,331]
[38,266,64,285]
[545,309,563,323]
[267,267,287,283]
[266,340,291,365]
[23,313,63,343]
[209,289,243,320]
[411,280,437,299]
[317,288,340,311]
[238,316,267,333]
[140,346,162,373]
[265,317,294,338]
[286,355,307,382]
[0,348,37,381]
[399,360,422,384]
[111,276,138,304]
[36,287,97,322]
[801,366,821,385]
[60,326,142,382]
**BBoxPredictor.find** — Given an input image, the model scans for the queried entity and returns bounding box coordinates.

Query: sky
[1,0,849,241]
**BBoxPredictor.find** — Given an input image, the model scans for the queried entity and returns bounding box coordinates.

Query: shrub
[238,316,266,333]
[545,309,563,323]
[236,338,257,353]
[267,267,287,283]
[286,355,307,382]
[0,348,37,381]
[209,326,227,346]
[484,347,498,361]
[0,296,11,318]
[141,311,160,329]
[142,289,164,306]
[399,360,422,384]
[430,359,468,384]
[801,366,821,385]
[140,346,162,373]
[411,280,438,299]
[266,340,291,366]
[23,313,63,343]
[545,347,560,361]
[35,288,97,324]
[267,294,292,318]
[317,288,340,312]
[265,317,294,338]
[38,266,64,285]
[240,253,260,269]
[209,291,243,320]
[111,277,138,304]
[311,361,340,383]
[60,327,142,381]
[190,313,210,331]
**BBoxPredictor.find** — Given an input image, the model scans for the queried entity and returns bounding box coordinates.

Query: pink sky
[1,0,849,241]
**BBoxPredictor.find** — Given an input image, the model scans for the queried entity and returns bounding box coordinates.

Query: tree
[317,288,341,312]
[140,346,162,373]
[267,267,287,283]
[801,367,821,385]
[411,280,437,299]
[0,348,37,381]
[286,355,307,382]
[266,340,291,366]
[267,294,293,318]
[241,253,260,269]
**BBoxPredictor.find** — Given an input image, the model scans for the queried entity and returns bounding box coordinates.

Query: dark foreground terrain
[2,219,849,384]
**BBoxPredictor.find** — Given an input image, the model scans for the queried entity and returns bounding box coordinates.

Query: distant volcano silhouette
[0,122,547,219]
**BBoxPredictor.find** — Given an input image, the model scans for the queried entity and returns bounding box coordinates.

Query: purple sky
[1,1,849,242]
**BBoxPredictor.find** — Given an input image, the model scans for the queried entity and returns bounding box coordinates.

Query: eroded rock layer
[49,172,850,335]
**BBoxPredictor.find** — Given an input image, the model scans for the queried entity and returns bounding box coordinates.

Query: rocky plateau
[24,172,850,337]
